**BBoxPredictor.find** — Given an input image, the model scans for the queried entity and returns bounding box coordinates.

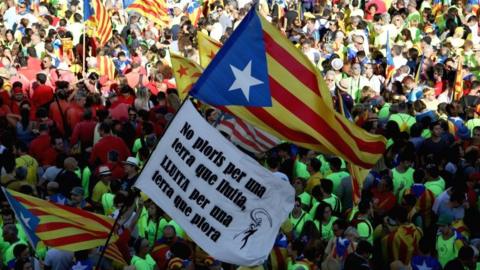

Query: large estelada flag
[3,188,117,251]
[190,8,386,169]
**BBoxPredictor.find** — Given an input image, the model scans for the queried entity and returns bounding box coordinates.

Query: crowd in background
[2,0,480,269]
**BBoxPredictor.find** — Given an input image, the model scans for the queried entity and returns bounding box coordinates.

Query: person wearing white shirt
[363,63,383,94]
[392,45,408,68]
[3,0,17,30]
[347,63,369,101]
[68,13,84,45]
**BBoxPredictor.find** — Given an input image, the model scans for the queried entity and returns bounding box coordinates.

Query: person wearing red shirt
[71,109,97,149]
[49,83,70,137]
[31,73,54,109]
[90,122,131,166]
[42,135,67,167]
[29,124,51,166]
[66,93,86,132]
[371,175,397,216]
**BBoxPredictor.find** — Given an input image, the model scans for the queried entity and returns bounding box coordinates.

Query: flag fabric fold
[197,31,222,68]
[190,8,386,169]
[92,0,113,46]
[385,31,395,80]
[124,0,170,26]
[187,0,203,27]
[170,52,203,100]
[3,188,117,251]
[97,56,116,80]
[454,56,464,101]
[216,113,280,154]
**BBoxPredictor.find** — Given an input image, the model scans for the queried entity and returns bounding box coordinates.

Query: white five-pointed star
[72,262,89,270]
[416,261,432,270]
[228,60,263,102]
[20,212,31,229]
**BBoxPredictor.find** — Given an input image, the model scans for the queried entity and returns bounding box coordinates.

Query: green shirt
[436,234,460,267]
[389,113,416,133]
[169,220,186,239]
[289,211,312,237]
[146,218,168,247]
[298,192,313,209]
[356,218,373,244]
[392,167,415,200]
[3,240,26,266]
[101,193,115,216]
[131,254,156,270]
[425,177,446,197]
[326,171,350,195]
[466,119,480,136]
[294,160,310,179]
[314,216,338,241]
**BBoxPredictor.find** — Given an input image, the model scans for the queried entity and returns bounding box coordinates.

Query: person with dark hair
[420,120,450,163]
[289,197,313,238]
[305,158,322,194]
[312,202,337,242]
[31,73,53,110]
[436,214,465,267]
[344,240,373,270]
[410,237,441,270]
[392,151,415,199]
[382,206,422,265]
[326,157,349,195]
[351,200,373,244]
[70,108,97,149]
[89,122,131,165]
[13,141,39,186]
[131,238,156,270]
[371,175,397,216]
[267,155,289,182]
[424,163,446,197]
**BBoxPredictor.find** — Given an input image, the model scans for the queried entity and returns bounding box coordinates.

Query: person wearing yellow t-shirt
[92,166,112,205]
[14,142,38,186]
[305,158,323,194]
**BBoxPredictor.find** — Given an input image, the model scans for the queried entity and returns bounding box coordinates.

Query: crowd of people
[1,0,480,269]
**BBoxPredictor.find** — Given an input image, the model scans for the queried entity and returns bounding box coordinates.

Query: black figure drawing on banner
[234,208,272,249]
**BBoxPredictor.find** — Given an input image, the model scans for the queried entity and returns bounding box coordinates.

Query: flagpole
[83,23,86,76]
[95,97,191,268]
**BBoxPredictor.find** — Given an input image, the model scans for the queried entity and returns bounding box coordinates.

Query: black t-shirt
[420,137,450,160]
[344,253,371,270]
[55,170,82,197]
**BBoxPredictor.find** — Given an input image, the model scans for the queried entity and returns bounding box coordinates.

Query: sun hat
[331,58,344,71]
[123,157,139,167]
[336,78,350,92]
[98,166,112,176]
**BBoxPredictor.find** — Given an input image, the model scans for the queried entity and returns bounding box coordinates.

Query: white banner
[135,100,294,266]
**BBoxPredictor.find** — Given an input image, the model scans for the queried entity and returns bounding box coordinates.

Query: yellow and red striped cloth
[97,55,115,80]
[92,0,112,46]
[126,0,170,26]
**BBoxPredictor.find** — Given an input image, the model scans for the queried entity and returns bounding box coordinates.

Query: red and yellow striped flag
[190,9,385,168]
[3,188,117,251]
[97,55,115,80]
[454,56,464,101]
[170,52,202,100]
[126,0,170,26]
[104,242,128,265]
[197,31,222,68]
[348,163,369,205]
[92,0,113,46]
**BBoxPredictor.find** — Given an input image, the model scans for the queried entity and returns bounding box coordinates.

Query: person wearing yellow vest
[289,197,312,239]
[424,164,446,197]
[14,142,38,186]
[131,238,156,270]
[326,158,350,196]
[312,202,338,242]
[392,153,415,202]
[436,214,465,267]
[2,224,27,266]
[144,204,168,247]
